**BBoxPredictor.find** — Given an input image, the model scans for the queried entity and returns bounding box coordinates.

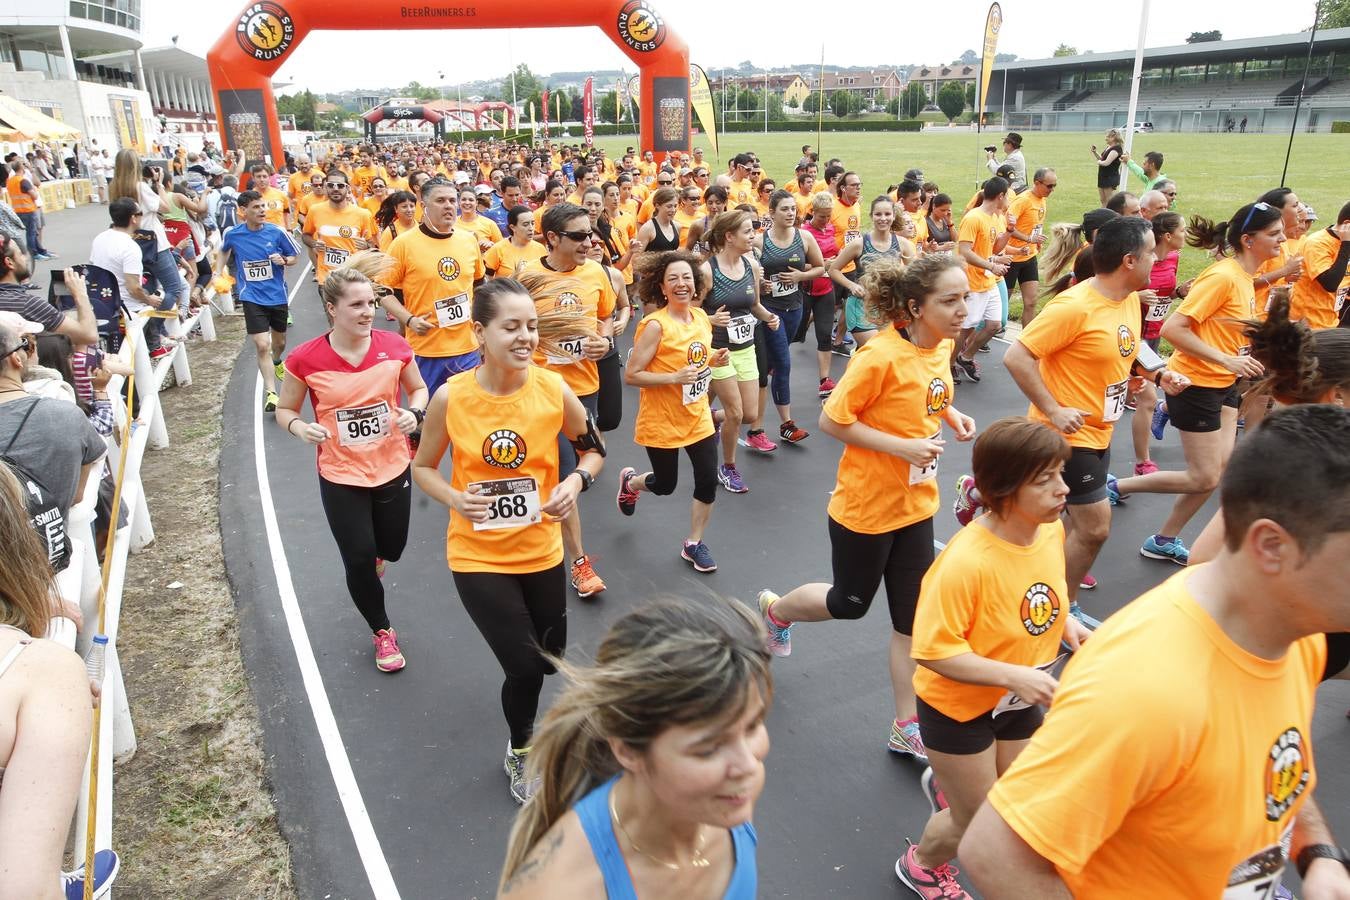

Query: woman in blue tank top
[830,196,907,348]
[496,598,771,900]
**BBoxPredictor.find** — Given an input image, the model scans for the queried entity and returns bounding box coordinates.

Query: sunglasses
[558,229,594,242]
[1240,201,1272,233]
[0,334,34,362]
[325,182,348,188]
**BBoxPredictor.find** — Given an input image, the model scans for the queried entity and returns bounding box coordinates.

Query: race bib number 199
[469,477,542,531]
[727,314,756,344]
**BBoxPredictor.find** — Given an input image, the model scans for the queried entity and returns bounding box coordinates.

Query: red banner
[583,77,595,146]
[541,89,550,136]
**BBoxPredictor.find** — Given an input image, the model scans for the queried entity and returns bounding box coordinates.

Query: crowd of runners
[5,128,1348,898]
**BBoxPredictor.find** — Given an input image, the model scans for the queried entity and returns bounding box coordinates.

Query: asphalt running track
[217,263,1350,899]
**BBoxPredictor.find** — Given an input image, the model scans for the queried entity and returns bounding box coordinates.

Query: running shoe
[1123,396,1137,412]
[286,309,293,326]
[1105,473,1124,505]
[264,390,279,412]
[896,843,969,899]
[616,466,639,516]
[504,743,537,805]
[740,430,778,453]
[62,849,119,900]
[570,555,606,597]
[952,474,979,528]
[920,766,949,815]
[1150,402,1170,440]
[681,540,717,573]
[718,463,749,494]
[1141,535,1190,566]
[954,356,981,383]
[843,333,856,346]
[1079,574,1097,590]
[758,589,792,657]
[779,420,809,443]
[818,377,836,399]
[888,717,929,762]
[830,342,853,358]
[150,346,171,360]
[976,344,990,353]
[372,628,405,672]
[950,363,963,385]
[1133,459,1159,475]
[274,360,286,382]
[1069,603,1103,630]
[375,558,386,579]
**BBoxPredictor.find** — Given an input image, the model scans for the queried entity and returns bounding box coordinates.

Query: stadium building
[991,28,1350,132]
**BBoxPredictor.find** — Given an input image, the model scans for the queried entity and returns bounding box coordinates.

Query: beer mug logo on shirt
[438,257,461,282]
[1264,728,1310,822]
[338,225,354,239]
[482,429,528,470]
[687,341,709,368]
[1117,324,1136,358]
[556,291,580,309]
[1020,583,1061,636]
[925,377,950,416]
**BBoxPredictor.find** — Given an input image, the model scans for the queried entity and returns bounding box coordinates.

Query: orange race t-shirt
[1018,279,1141,450]
[443,366,565,575]
[303,200,376,282]
[958,208,1001,292]
[1289,227,1349,329]
[520,257,617,398]
[259,186,291,229]
[988,571,1325,899]
[459,213,504,251]
[383,225,485,359]
[1167,256,1257,389]
[830,198,865,272]
[377,220,415,252]
[632,306,716,449]
[483,237,547,278]
[1005,191,1047,262]
[824,326,954,534]
[284,329,414,487]
[912,519,1068,721]
[287,171,315,204]
[604,212,637,285]
[1254,236,1303,313]
[727,178,756,208]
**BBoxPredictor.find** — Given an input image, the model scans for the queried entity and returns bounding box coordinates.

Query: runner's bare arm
[818,413,943,468]
[1004,342,1088,434]
[623,319,678,387]
[960,802,1072,899]
[827,239,862,290]
[1291,796,1350,896]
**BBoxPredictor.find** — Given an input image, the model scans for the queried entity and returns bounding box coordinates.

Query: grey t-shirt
[0,396,105,514]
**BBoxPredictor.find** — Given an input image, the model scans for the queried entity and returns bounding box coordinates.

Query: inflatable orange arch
[207,0,690,168]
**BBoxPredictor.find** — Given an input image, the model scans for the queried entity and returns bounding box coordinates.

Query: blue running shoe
[1150,401,1169,440]
[1141,535,1190,565]
[1069,603,1102,630]
[681,540,717,573]
[1106,474,1123,506]
[62,849,119,900]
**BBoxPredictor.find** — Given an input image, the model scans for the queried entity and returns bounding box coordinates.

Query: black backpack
[1,400,73,572]
[215,192,239,233]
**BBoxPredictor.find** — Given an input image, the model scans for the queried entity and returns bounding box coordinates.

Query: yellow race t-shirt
[824,326,953,534]
[1167,256,1257,389]
[383,225,485,359]
[632,306,716,449]
[988,571,1325,899]
[520,257,617,398]
[830,198,865,272]
[303,200,376,282]
[1006,191,1047,262]
[958,208,1001,292]
[1290,228,1348,329]
[483,238,547,278]
[458,213,504,251]
[1018,279,1141,450]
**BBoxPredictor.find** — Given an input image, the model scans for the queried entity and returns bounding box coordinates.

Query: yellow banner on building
[978,2,1003,124]
[689,64,718,159]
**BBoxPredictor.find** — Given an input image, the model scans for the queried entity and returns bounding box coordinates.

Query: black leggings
[752,322,770,389]
[596,350,624,432]
[317,467,412,633]
[824,515,935,635]
[453,563,568,749]
[794,290,836,352]
[642,434,719,505]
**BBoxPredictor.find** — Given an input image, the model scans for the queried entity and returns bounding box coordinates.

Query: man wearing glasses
[728,153,755,207]
[636,169,677,225]
[301,169,376,290]
[1005,168,1058,326]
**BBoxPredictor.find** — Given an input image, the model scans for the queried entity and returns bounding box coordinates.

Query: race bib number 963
[335,401,391,447]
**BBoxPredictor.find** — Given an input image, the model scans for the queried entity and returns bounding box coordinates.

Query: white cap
[0,310,42,335]
[474,184,493,196]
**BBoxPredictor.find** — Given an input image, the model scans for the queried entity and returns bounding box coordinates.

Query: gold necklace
[609,786,710,870]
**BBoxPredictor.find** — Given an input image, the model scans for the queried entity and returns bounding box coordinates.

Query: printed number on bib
[683,368,712,405]
[1223,839,1291,900]
[434,293,469,328]
[1145,300,1169,323]
[1337,285,1348,314]
[845,231,861,244]
[335,401,390,447]
[323,245,349,268]
[1102,379,1129,423]
[993,653,1070,718]
[243,259,273,282]
[546,336,586,365]
[770,277,796,299]
[908,430,942,485]
[469,477,541,531]
[728,314,756,344]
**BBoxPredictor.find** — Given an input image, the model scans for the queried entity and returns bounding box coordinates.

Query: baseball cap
[0,310,42,335]
[453,171,470,185]
[474,184,493,196]
[904,168,925,182]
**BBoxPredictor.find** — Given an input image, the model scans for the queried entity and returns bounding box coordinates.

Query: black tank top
[647,218,680,252]
[759,228,806,312]
[706,255,758,350]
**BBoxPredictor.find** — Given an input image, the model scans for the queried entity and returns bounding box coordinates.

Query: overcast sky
[150,0,1321,92]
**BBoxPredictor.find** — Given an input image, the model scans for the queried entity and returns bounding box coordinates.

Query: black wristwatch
[1296,844,1350,879]
[409,407,426,425]
[573,470,594,492]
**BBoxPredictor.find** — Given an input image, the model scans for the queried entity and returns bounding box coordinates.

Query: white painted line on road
[253,373,402,900]
[288,261,313,303]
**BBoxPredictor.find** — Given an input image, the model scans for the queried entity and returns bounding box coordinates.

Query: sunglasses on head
[1240,201,1272,233]
[0,333,34,362]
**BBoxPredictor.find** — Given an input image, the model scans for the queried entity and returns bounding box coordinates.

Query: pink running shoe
[375,558,386,579]
[373,628,405,672]
[952,475,980,528]
[740,430,778,453]
[1133,459,1159,476]
[895,843,970,899]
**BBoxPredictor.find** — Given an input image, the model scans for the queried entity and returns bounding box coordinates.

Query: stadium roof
[995,27,1350,72]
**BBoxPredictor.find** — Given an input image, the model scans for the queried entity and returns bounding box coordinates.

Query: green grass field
[591,129,1346,312]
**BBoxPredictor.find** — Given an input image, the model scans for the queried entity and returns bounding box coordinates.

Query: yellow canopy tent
[0,94,81,141]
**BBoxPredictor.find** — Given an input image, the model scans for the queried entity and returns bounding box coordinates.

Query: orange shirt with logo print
[1254,237,1302,313]
[1006,191,1047,261]
[727,178,755,208]
[483,238,546,278]
[520,257,616,398]
[1167,256,1257,389]
[287,171,315,205]
[830,198,865,272]
[912,519,1068,721]
[303,200,376,282]
[988,572,1324,899]
[377,219,415,252]
[383,225,485,359]
[1290,227,1349,329]
[959,208,1002,292]
[459,213,504,250]
[443,366,565,575]
[824,326,954,534]
[258,186,291,229]
[1018,279,1141,450]
[632,306,716,449]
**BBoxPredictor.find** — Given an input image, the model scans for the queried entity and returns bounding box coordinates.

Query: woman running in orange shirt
[374,190,417,251]
[484,206,546,278]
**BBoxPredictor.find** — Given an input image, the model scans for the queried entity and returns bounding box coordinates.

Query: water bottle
[85,634,108,685]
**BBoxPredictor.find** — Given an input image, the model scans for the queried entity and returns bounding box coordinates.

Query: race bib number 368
[469,477,542,531]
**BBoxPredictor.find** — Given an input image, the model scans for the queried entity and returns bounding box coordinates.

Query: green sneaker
[274,360,286,382]
[264,390,279,412]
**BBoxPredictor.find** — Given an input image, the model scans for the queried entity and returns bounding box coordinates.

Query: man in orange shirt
[251,164,293,230]
[286,155,314,207]
[6,160,52,260]
[1004,167,1056,326]
[961,404,1350,900]
[1289,199,1350,330]
[300,169,376,295]
[955,176,1013,380]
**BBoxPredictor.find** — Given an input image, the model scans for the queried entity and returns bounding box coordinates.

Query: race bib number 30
[434,293,469,328]
[683,368,712,405]
[546,336,586,365]
[323,245,349,268]
[727,314,756,344]
[469,477,542,531]
[1102,379,1129,423]
[243,259,273,282]
[335,401,391,447]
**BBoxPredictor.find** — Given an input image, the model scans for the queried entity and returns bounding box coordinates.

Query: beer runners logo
[338,225,354,239]
[237,2,295,62]
[1117,324,1136,358]
[925,377,950,416]
[1019,582,1060,636]
[438,257,461,281]
[1265,727,1310,821]
[687,341,709,368]
[483,429,527,469]
[617,0,666,52]
[555,291,580,309]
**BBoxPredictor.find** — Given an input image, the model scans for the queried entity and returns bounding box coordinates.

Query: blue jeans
[763,305,803,407]
[144,247,187,314]
[17,211,46,255]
